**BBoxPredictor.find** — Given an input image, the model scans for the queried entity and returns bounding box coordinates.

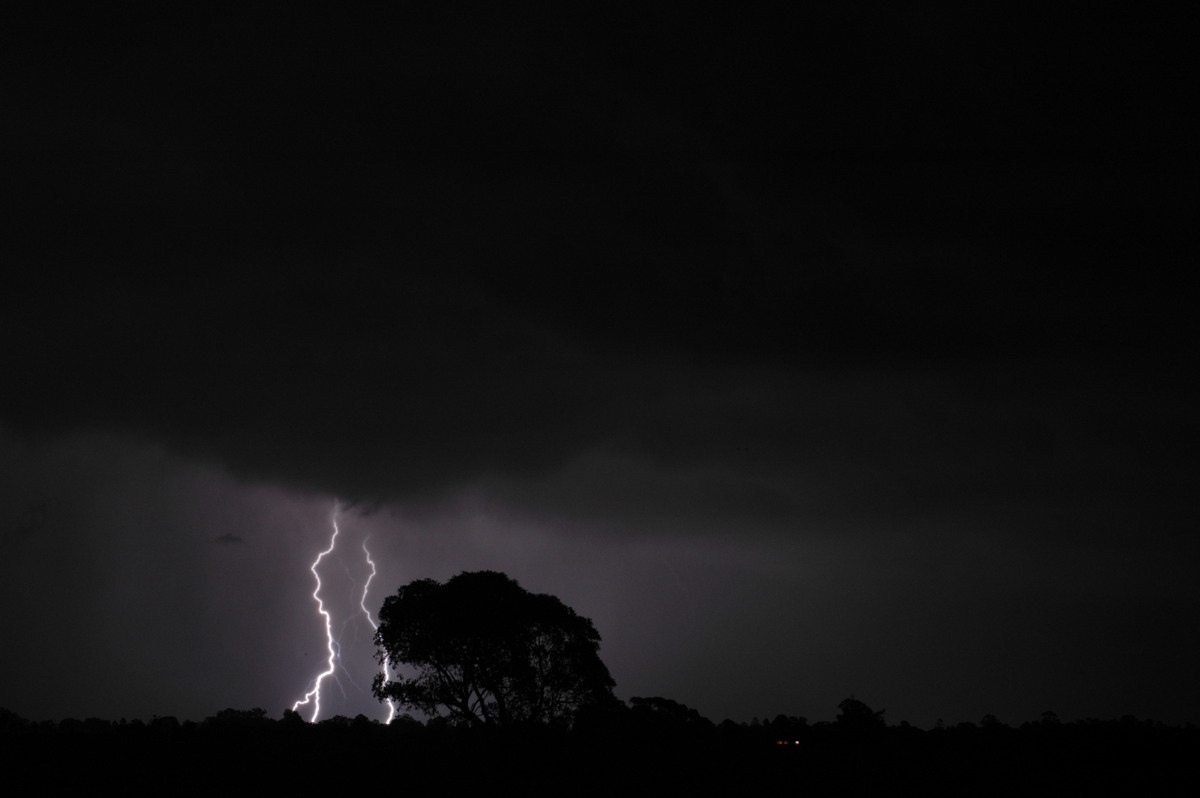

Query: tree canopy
[372,570,616,727]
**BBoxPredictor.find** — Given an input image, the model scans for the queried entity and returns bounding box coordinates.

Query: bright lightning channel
[292,506,341,722]
[293,503,395,724]
[359,536,396,724]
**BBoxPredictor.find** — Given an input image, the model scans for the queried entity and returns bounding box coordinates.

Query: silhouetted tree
[372,570,616,727]
[836,696,886,730]
[622,696,716,746]
[629,696,714,730]
[980,713,1006,730]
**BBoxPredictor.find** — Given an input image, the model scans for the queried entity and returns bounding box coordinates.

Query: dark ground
[4,707,1197,795]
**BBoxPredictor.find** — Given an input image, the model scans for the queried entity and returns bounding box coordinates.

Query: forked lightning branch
[292,504,395,723]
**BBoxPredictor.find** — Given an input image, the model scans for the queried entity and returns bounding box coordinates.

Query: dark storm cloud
[2,502,46,547]
[2,9,1194,540]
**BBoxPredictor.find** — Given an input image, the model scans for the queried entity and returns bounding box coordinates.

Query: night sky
[2,9,1196,728]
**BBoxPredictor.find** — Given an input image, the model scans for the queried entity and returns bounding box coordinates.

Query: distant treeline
[3,700,1197,794]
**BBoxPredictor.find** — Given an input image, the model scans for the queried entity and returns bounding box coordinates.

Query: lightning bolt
[359,536,396,724]
[292,505,341,722]
[293,502,395,723]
